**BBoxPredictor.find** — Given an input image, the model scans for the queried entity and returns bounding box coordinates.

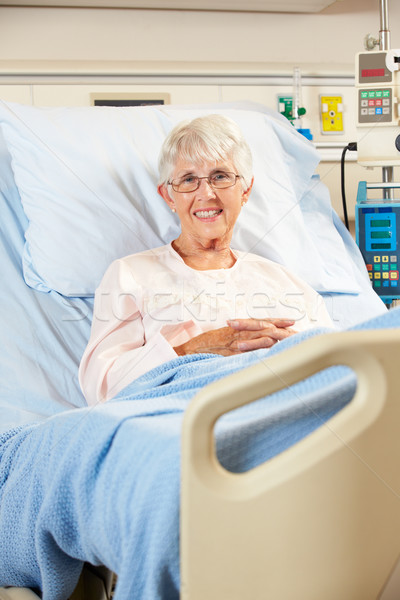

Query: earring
[241,202,246,207]
[172,208,176,213]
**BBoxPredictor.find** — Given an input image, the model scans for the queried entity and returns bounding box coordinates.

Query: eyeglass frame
[167,171,242,193]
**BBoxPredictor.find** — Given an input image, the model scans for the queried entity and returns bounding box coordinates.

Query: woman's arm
[174,318,296,356]
[79,260,177,406]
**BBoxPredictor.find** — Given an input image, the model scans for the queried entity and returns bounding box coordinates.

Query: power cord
[340,142,358,231]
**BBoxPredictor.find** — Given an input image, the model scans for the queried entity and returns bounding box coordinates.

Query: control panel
[356,182,400,301]
[358,88,392,123]
[356,51,400,166]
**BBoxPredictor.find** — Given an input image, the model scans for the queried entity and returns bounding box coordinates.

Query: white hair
[158,114,253,191]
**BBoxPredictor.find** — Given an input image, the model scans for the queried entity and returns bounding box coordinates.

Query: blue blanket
[0,307,399,600]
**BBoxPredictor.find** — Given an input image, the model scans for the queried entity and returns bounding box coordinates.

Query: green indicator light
[371,219,391,227]
[372,243,392,249]
[371,231,391,238]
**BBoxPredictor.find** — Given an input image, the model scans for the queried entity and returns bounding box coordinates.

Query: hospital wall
[1,0,400,226]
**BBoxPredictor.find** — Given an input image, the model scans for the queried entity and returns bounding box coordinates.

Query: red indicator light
[362,68,386,77]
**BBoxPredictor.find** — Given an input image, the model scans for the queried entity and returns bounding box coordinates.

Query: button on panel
[359,88,392,123]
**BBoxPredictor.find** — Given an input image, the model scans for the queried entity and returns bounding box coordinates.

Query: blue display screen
[366,213,396,252]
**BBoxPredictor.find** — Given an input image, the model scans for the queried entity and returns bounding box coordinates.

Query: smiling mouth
[194,209,223,218]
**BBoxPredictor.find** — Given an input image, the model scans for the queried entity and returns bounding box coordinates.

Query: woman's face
[158,157,253,248]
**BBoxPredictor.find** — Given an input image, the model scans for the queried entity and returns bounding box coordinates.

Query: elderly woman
[79,114,333,406]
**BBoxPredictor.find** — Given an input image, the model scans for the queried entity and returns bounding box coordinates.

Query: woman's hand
[173,318,296,357]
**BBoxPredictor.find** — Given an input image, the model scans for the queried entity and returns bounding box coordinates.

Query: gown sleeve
[79,259,177,406]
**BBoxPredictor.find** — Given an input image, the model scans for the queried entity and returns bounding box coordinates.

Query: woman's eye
[212,172,229,181]
[182,176,196,184]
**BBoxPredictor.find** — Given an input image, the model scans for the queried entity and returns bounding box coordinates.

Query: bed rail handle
[181,328,400,600]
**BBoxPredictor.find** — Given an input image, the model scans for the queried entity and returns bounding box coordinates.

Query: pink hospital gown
[79,243,333,405]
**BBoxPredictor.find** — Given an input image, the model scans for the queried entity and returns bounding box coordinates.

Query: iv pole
[379,0,394,197]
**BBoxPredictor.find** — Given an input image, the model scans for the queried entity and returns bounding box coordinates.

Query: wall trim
[0,60,355,86]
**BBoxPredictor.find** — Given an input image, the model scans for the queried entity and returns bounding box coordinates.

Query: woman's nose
[196,178,216,197]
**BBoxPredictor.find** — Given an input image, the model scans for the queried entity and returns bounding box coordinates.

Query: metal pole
[379,0,391,51]
[383,166,394,194]
[379,0,393,197]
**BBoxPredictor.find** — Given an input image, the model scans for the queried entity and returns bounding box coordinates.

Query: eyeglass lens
[171,172,238,193]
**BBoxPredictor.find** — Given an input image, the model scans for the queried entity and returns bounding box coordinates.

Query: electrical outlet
[320,94,344,134]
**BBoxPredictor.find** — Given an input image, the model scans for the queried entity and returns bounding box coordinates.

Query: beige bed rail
[181,329,400,600]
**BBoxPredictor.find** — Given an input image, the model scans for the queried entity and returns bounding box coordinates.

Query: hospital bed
[0,99,399,600]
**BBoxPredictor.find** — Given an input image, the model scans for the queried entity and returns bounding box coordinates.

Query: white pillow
[0,99,359,296]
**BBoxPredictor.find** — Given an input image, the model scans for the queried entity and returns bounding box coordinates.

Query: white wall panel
[0,85,32,103]
[1,1,398,65]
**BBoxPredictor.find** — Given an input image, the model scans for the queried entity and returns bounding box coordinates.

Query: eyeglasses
[168,171,241,193]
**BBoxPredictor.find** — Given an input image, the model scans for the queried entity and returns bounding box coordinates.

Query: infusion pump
[355,49,400,303]
[356,50,400,166]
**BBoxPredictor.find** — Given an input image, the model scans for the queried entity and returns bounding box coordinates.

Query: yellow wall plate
[320,94,344,134]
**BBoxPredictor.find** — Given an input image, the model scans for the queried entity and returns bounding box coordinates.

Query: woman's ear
[158,183,175,212]
[242,177,254,203]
